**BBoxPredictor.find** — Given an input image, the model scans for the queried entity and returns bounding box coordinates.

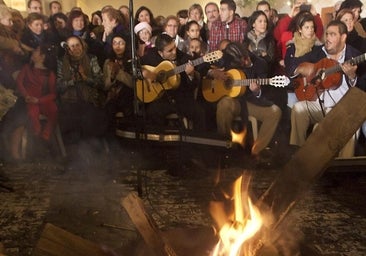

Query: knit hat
[134,22,152,35]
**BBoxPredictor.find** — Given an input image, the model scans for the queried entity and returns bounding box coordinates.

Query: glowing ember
[231,129,246,146]
[210,175,263,256]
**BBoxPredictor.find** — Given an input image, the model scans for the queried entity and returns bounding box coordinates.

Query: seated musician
[139,33,206,131]
[289,20,362,147]
[206,42,281,160]
[103,33,134,131]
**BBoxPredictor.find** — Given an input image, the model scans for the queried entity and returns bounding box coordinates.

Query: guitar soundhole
[156,71,167,84]
[224,79,233,89]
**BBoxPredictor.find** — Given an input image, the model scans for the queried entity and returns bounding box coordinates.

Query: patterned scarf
[293,31,316,57]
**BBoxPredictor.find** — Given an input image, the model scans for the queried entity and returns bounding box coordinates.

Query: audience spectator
[118,5,130,29]
[27,0,43,14]
[56,36,107,141]
[16,44,58,146]
[187,4,208,43]
[49,1,62,16]
[134,21,153,57]
[183,20,207,55]
[101,7,129,55]
[0,4,29,162]
[204,2,220,43]
[209,0,247,51]
[159,15,186,52]
[256,0,275,32]
[177,9,188,38]
[337,0,366,38]
[21,13,57,51]
[244,10,275,68]
[10,8,25,40]
[134,6,159,36]
[274,0,324,65]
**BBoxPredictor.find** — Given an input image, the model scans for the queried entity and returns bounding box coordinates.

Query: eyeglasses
[113,41,126,46]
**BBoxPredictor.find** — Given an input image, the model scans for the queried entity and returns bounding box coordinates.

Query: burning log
[122,192,217,256]
[121,192,178,256]
[209,87,366,256]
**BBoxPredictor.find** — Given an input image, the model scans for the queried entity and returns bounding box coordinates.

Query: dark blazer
[285,44,363,89]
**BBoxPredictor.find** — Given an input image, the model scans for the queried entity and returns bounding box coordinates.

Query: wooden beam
[33,223,111,256]
[258,87,366,229]
[121,192,178,256]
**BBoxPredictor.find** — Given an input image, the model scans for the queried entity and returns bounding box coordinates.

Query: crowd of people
[0,0,365,165]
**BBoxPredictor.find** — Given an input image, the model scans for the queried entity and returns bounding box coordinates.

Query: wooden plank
[33,223,110,256]
[121,192,178,256]
[257,87,366,229]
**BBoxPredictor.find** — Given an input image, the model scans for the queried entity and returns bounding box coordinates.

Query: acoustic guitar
[202,69,290,102]
[136,50,223,103]
[293,53,366,101]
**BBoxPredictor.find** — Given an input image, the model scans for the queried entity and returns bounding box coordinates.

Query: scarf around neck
[293,31,316,57]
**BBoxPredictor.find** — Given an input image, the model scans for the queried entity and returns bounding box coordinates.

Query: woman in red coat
[16,44,58,142]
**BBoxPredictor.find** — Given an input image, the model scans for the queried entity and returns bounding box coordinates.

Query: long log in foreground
[33,223,111,256]
[257,87,366,230]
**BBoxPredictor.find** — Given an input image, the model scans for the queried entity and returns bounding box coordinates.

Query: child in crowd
[188,38,204,58]
[134,21,154,57]
[184,20,207,56]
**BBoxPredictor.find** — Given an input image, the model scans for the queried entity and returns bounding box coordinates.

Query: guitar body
[202,69,246,102]
[294,58,342,101]
[136,61,180,103]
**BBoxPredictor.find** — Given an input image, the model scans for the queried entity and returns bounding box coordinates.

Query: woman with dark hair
[49,12,67,43]
[63,10,90,41]
[103,33,134,131]
[284,11,322,75]
[134,6,159,36]
[243,10,275,68]
[284,11,322,106]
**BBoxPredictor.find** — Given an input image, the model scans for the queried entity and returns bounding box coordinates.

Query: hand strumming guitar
[208,68,228,81]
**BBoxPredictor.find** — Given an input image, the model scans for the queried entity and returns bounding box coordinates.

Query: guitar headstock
[203,50,223,63]
[269,76,290,87]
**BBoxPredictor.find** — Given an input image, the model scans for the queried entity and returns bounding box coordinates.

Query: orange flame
[210,175,263,256]
[231,128,246,146]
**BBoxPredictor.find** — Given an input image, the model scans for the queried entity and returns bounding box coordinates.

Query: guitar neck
[324,53,366,76]
[234,78,272,86]
[167,57,205,77]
